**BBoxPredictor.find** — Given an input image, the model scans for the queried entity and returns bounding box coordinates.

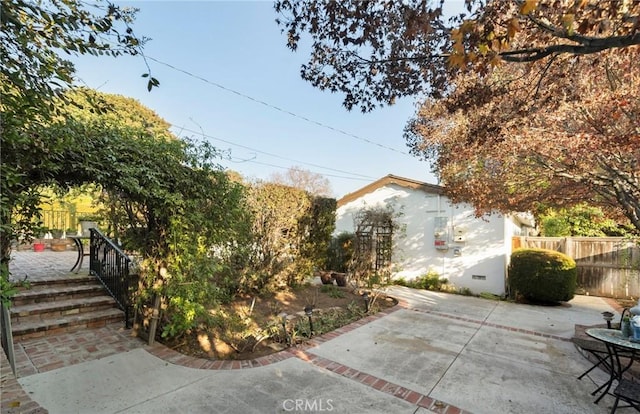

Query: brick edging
[288,349,469,414]
[602,296,625,313]
[1,350,48,414]
[145,304,402,370]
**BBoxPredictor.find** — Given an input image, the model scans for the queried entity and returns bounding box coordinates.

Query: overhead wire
[170,123,377,180]
[146,55,412,156]
[230,157,374,182]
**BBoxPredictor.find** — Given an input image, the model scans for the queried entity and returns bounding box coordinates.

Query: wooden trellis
[354,209,394,273]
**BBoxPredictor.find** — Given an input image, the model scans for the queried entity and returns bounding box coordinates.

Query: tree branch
[500,33,640,62]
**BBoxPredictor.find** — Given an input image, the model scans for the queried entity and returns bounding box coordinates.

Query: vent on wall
[472,275,487,280]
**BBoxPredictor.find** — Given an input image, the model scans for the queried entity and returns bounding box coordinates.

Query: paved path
[2,250,625,413]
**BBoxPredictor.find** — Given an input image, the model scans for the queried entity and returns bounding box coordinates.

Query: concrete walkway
[3,251,625,413]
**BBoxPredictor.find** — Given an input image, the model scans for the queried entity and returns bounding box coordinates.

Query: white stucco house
[335,174,535,296]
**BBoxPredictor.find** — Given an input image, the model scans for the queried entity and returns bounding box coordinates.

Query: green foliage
[1,0,150,275]
[327,232,355,272]
[320,284,345,299]
[298,197,337,274]
[0,263,17,307]
[289,304,365,339]
[350,205,405,288]
[479,292,503,301]
[539,204,636,237]
[392,271,448,291]
[243,183,336,292]
[509,248,577,303]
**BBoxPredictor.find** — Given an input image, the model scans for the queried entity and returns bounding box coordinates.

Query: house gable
[338,174,443,207]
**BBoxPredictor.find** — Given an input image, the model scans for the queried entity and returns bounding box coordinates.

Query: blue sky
[71,1,444,198]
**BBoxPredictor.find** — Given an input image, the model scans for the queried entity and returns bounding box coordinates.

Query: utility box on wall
[434,217,449,250]
[453,225,467,243]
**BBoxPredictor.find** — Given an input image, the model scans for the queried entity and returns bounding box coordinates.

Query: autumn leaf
[562,14,575,35]
[448,53,466,68]
[520,0,538,15]
[453,41,465,54]
[450,29,463,43]
[507,18,521,38]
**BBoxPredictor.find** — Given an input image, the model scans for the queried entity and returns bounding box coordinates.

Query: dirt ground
[162,283,396,360]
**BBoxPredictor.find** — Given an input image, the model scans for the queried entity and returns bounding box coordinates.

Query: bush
[392,271,448,291]
[327,232,355,272]
[509,248,577,303]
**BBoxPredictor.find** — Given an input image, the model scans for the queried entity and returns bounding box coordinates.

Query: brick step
[12,283,107,307]
[10,295,118,324]
[15,274,95,289]
[12,308,125,342]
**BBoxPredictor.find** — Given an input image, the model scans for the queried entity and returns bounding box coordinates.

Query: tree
[405,47,640,231]
[269,166,333,196]
[275,0,640,112]
[539,204,635,237]
[1,0,152,273]
[1,0,155,107]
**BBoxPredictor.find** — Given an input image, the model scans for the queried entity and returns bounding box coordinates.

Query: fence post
[0,302,16,375]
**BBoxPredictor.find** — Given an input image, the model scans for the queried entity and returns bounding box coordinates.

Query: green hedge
[509,248,577,303]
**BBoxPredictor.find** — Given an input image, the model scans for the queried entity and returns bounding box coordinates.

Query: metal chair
[574,310,631,384]
[610,379,640,413]
[573,336,612,380]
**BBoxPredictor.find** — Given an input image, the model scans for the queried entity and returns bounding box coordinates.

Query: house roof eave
[337,174,444,208]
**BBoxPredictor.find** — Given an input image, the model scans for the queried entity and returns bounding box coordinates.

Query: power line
[146,55,412,156]
[171,123,377,180]
[230,157,373,182]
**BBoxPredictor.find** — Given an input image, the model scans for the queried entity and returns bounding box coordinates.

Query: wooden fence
[512,237,640,299]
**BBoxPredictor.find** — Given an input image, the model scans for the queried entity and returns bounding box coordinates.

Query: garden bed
[161,283,396,360]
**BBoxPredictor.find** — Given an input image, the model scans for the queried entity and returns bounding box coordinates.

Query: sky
[70,0,447,198]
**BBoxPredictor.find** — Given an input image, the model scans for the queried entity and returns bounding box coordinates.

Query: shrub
[509,248,577,303]
[391,271,448,291]
[326,232,355,272]
[320,284,344,298]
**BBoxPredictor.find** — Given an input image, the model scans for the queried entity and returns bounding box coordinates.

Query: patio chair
[573,335,612,380]
[573,309,631,380]
[610,379,640,413]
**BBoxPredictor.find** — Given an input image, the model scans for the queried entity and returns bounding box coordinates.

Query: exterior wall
[336,184,522,295]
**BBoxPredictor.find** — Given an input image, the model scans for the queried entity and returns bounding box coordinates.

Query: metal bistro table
[585,328,640,404]
[68,235,90,273]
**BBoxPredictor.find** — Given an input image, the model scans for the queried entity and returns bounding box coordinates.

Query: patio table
[585,328,640,404]
[68,236,90,273]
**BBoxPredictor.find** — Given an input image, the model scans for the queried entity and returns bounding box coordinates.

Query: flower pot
[332,272,347,287]
[79,220,98,236]
[50,240,68,252]
[319,271,334,285]
[33,243,45,252]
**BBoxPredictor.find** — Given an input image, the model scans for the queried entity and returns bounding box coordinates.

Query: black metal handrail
[89,228,133,328]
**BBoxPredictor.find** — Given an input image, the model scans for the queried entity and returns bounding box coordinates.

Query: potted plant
[331,272,347,287]
[318,271,334,285]
[621,316,631,338]
[32,228,47,252]
[77,214,101,236]
[33,241,46,252]
[50,229,69,252]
